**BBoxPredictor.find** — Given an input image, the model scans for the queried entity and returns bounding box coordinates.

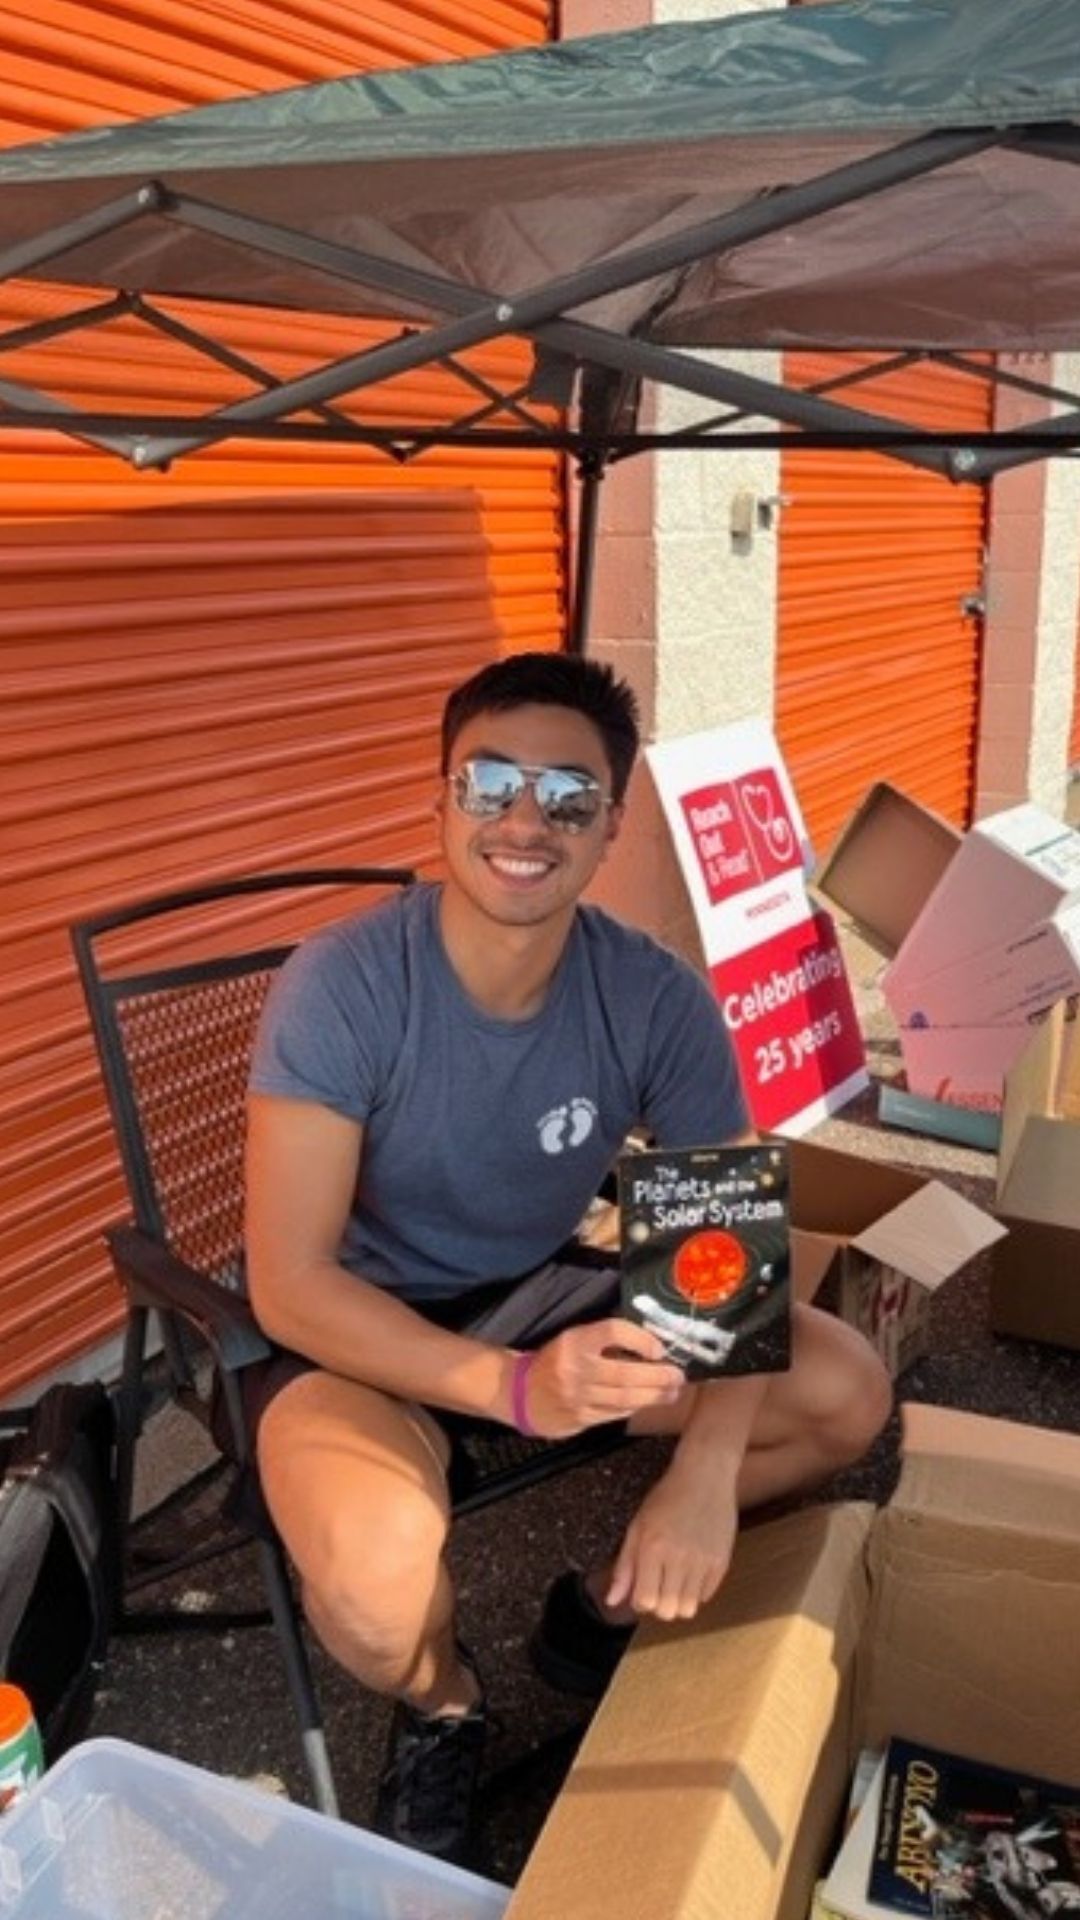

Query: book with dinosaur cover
[617,1142,790,1379]
[821,1736,1080,1920]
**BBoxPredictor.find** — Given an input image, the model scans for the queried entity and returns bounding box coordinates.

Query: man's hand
[605,1452,740,1621]
[522,1318,686,1439]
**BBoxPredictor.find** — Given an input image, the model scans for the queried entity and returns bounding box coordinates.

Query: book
[821,1736,1080,1920]
[616,1141,790,1379]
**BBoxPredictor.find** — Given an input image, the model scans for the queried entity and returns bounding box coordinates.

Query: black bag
[0,1381,117,1761]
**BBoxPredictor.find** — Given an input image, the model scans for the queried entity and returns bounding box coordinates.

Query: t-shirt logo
[538,1098,597,1155]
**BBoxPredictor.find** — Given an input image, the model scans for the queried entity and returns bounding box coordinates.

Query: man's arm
[606,1128,766,1618]
[245,1091,683,1433]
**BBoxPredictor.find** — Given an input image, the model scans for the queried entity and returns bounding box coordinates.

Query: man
[245,651,892,1864]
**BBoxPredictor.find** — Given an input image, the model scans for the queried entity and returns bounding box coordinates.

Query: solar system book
[617,1142,791,1379]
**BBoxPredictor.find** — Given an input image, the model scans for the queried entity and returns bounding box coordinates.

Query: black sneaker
[529,1570,635,1700]
[374,1652,487,1865]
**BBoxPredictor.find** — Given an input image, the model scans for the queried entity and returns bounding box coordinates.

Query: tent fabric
[0,0,1078,475]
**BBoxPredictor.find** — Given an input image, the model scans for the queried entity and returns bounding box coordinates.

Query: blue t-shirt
[250,883,748,1301]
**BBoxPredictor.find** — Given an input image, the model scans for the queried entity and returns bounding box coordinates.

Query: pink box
[898,1021,1036,1111]
[888,902,1080,1027]
[884,803,1080,1005]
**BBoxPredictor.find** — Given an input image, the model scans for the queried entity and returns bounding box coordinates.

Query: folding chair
[71,869,628,1819]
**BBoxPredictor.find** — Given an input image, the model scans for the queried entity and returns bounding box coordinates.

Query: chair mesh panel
[113,964,280,1284]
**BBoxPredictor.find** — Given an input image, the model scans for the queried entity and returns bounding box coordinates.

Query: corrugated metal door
[777,359,991,855]
[0,0,560,1399]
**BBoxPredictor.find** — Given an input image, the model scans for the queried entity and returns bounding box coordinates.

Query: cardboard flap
[790,1227,840,1304]
[997,1114,1080,1229]
[894,1401,1080,1533]
[860,1406,1080,1785]
[505,1503,873,1920]
[849,1182,1006,1291]
[812,782,960,959]
[997,1003,1067,1196]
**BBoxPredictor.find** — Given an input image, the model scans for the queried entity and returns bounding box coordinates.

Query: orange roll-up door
[0,0,560,1399]
[777,356,991,856]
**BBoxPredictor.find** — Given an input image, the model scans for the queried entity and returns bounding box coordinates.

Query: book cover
[867,1736,1080,1920]
[617,1142,790,1379]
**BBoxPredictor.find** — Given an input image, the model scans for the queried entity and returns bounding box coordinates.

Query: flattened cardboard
[811,782,960,960]
[508,1407,1080,1920]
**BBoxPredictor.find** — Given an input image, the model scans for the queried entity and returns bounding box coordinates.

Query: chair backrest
[70,869,414,1289]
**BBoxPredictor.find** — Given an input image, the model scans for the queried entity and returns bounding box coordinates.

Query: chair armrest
[106,1224,272,1374]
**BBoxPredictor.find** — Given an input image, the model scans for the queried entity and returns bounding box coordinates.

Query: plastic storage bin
[0,1737,510,1919]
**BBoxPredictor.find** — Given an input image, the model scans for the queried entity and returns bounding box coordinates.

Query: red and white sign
[648,722,867,1134]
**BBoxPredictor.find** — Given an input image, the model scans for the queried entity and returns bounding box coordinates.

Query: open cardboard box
[989,1000,1080,1349]
[814,783,1080,1111]
[505,1404,1080,1920]
[788,1139,1004,1378]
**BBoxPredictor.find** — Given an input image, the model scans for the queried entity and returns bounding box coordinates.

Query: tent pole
[569,452,604,656]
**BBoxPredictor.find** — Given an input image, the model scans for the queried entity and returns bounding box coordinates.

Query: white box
[0,1738,509,1920]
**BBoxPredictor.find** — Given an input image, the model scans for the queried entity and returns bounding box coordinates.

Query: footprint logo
[538,1097,597,1155]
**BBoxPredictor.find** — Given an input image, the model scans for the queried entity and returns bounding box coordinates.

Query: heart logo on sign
[740,781,794,864]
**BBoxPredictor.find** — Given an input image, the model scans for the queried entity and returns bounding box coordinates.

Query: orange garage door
[0,0,560,1399]
[777,355,992,856]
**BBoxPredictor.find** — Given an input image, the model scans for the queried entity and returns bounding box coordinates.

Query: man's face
[439,701,622,929]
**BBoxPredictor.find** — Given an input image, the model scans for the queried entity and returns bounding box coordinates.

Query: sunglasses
[447,757,612,832]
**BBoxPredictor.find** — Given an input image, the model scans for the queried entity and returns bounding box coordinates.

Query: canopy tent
[1,0,1079,637]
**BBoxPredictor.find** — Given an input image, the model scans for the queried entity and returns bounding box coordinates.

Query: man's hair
[440,651,641,803]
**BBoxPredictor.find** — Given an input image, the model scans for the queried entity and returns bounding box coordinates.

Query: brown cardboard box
[811,780,961,961]
[506,1405,1080,1920]
[789,1140,1004,1377]
[989,1002,1080,1349]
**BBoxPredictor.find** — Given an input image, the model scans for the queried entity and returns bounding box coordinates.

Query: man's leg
[631,1301,892,1495]
[533,1305,891,1692]
[257,1368,477,1714]
[257,1369,485,1861]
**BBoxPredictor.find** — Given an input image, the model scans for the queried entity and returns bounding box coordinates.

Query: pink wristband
[510,1350,539,1437]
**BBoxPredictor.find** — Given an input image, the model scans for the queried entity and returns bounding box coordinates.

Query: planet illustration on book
[672,1229,748,1307]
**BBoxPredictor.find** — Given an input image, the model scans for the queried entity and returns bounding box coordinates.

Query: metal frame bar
[1,117,1078,474]
[125,126,997,466]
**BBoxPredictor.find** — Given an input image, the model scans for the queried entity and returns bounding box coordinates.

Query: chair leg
[255,1533,340,1819]
[113,1303,149,1620]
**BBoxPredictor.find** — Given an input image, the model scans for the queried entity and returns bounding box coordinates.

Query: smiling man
[245,651,891,1865]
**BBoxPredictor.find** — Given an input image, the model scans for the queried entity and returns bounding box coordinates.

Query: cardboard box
[886,903,1080,1027]
[814,785,1080,1111]
[885,801,1080,1001]
[788,1139,1004,1377]
[811,781,961,962]
[989,1001,1080,1349]
[505,1404,1080,1920]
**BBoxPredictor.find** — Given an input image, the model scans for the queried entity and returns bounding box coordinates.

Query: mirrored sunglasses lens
[456,760,524,816]
[536,770,602,827]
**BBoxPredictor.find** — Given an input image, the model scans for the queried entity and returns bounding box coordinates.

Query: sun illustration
[672,1230,748,1307]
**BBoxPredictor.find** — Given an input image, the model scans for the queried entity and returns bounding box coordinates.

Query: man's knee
[791,1305,893,1463]
[305,1488,450,1649]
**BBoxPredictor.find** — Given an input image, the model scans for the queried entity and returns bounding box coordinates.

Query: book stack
[816,1737,1080,1920]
